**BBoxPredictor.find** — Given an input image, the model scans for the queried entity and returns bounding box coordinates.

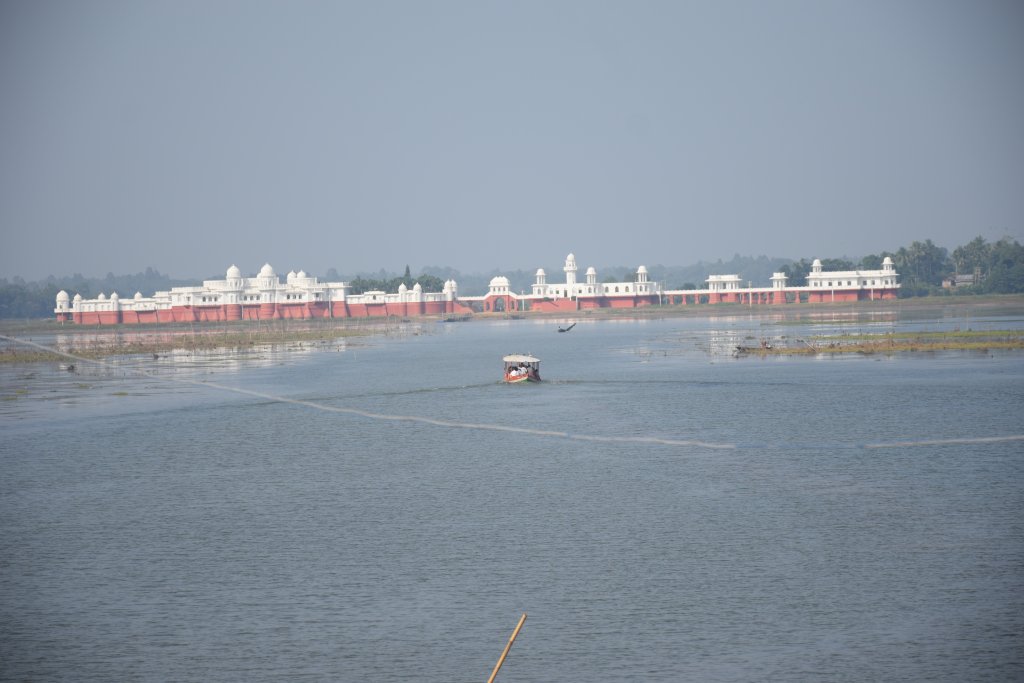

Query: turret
[226,264,243,290]
[54,290,71,321]
[564,253,578,286]
[258,263,277,291]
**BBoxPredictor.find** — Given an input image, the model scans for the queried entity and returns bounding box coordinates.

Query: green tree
[859,254,883,269]
[981,238,1024,293]
[951,236,991,275]
[780,259,813,287]
[895,239,950,294]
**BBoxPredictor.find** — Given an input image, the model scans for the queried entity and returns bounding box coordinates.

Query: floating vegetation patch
[736,330,1024,355]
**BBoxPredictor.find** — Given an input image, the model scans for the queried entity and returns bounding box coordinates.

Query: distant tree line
[2,238,1022,319]
[346,265,446,295]
[0,267,193,319]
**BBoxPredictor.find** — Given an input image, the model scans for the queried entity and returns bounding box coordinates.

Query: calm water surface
[2,313,1023,681]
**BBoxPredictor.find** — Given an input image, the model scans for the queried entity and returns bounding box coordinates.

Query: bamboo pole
[486,613,527,683]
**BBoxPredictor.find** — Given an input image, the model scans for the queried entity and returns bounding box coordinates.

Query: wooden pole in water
[486,612,527,683]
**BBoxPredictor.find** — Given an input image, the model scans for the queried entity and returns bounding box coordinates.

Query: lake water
[2,310,1023,681]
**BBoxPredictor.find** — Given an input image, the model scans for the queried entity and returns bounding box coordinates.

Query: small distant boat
[557,322,576,333]
[503,354,541,383]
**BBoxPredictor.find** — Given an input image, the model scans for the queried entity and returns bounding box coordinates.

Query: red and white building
[54,263,472,324]
[462,253,662,313]
[55,255,899,324]
[661,257,899,305]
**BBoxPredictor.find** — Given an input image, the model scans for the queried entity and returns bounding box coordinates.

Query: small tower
[55,290,70,322]
[533,269,547,297]
[564,253,578,287]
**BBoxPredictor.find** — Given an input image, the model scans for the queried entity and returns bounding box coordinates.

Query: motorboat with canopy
[502,354,541,383]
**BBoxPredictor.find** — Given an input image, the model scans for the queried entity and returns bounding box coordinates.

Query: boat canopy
[502,354,540,364]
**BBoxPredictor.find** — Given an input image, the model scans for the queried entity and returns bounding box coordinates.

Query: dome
[565,253,577,266]
[489,276,510,288]
[259,263,275,278]
[297,270,307,279]
[287,270,297,283]
[97,293,106,301]
[73,293,82,302]
[109,292,119,301]
[536,268,546,276]
[134,291,143,300]
[398,282,407,293]
[226,264,241,279]
[585,267,597,275]
[636,265,647,274]
[56,290,69,302]
[882,256,894,265]
[413,282,422,292]
[812,259,822,268]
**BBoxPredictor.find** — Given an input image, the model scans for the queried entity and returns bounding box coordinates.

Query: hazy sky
[1,1,1021,280]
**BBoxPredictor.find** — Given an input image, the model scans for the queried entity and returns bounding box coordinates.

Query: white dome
[489,276,510,288]
[637,265,647,273]
[287,270,297,283]
[97,293,106,301]
[259,263,275,277]
[56,290,69,302]
[882,256,894,265]
[134,291,143,300]
[398,282,407,292]
[226,264,241,279]
[812,259,822,267]
[565,253,577,266]
[73,293,82,302]
[109,292,119,301]
[536,268,546,276]
[586,267,597,275]
[297,270,307,279]
[413,282,422,292]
